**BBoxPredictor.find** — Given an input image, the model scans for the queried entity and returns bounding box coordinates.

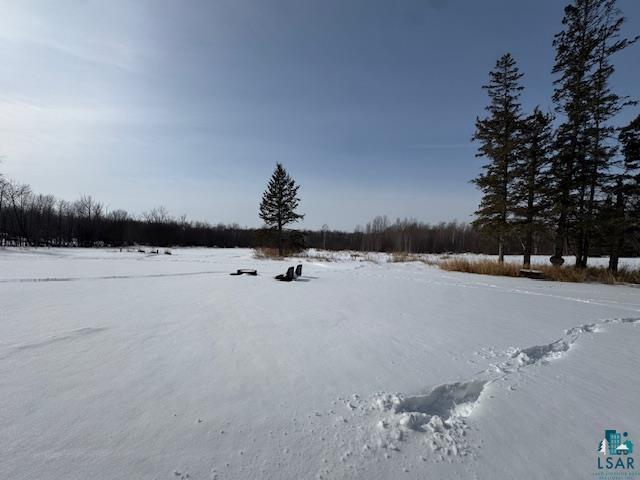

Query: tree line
[0,169,505,254]
[0,173,491,253]
[472,0,640,271]
[0,179,254,248]
[1,166,637,256]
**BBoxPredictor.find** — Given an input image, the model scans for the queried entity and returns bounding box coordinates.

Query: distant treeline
[0,178,487,253]
[0,178,637,256]
[0,181,254,248]
[306,214,639,256]
[307,216,491,254]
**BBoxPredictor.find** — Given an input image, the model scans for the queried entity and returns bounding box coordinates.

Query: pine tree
[579,0,638,267]
[551,0,637,267]
[605,114,640,271]
[550,1,600,265]
[259,163,304,256]
[512,108,554,267]
[472,53,524,262]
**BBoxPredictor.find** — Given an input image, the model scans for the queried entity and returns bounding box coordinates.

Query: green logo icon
[599,430,634,456]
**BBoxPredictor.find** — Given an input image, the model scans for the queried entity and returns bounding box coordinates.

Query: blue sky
[1,0,639,230]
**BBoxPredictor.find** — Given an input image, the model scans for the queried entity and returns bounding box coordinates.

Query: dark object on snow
[230,269,258,276]
[520,269,545,279]
[549,255,564,266]
[295,264,302,277]
[275,266,295,282]
[164,249,172,255]
[151,249,159,254]
[138,249,146,253]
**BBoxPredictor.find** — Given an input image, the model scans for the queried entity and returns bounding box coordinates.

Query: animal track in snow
[363,316,640,461]
[370,381,485,459]
[508,316,640,369]
[394,380,486,421]
[565,323,599,335]
[511,339,570,366]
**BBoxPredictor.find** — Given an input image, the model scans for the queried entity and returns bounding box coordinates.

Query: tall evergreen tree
[259,163,304,256]
[605,114,640,271]
[579,0,638,267]
[551,0,637,267]
[472,53,524,262]
[550,1,600,265]
[512,108,554,267]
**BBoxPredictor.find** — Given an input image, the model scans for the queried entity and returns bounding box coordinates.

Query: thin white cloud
[0,1,149,71]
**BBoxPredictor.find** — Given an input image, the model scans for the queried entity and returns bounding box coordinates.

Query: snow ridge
[0,270,227,283]
[0,327,108,359]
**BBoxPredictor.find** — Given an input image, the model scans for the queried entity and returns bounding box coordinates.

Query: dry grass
[439,258,640,285]
[440,258,521,277]
[535,264,640,284]
[390,252,441,265]
[272,249,345,262]
[583,265,640,284]
[298,252,338,262]
[534,264,587,283]
[253,247,285,260]
[419,258,440,266]
[390,252,414,262]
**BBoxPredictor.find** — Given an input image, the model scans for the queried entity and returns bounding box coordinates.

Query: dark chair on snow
[275,266,295,282]
[230,269,258,276]
[295,264,302,278]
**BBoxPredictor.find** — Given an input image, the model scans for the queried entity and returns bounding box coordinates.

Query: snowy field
[302,248,640,269]
[1,247,639,479]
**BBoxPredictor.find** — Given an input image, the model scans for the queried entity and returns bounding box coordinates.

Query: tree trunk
[554,198,568,261]
[277,224,283,256]
[553,212,566,258]
[524,159,535,268]
[523,229,533,268]
[498,234,504,263]
[608,190,625,273]
[575,238,585,269]
[608,240,621,273]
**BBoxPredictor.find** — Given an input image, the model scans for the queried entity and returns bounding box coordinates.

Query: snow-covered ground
[302,248,640,269]
[1,247,639,479]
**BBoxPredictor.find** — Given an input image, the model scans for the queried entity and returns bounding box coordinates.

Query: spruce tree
[579,0,638,267]
[550,1,599,265]
[472,53,524,262]
[551,0,637,267]
[259,163,304,256]
[605,114,640,271]
[512,108,554,267]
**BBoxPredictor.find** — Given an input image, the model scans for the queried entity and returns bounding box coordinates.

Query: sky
[0,0,639,231]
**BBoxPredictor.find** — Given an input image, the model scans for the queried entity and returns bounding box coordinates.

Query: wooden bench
[519,269,545,279]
